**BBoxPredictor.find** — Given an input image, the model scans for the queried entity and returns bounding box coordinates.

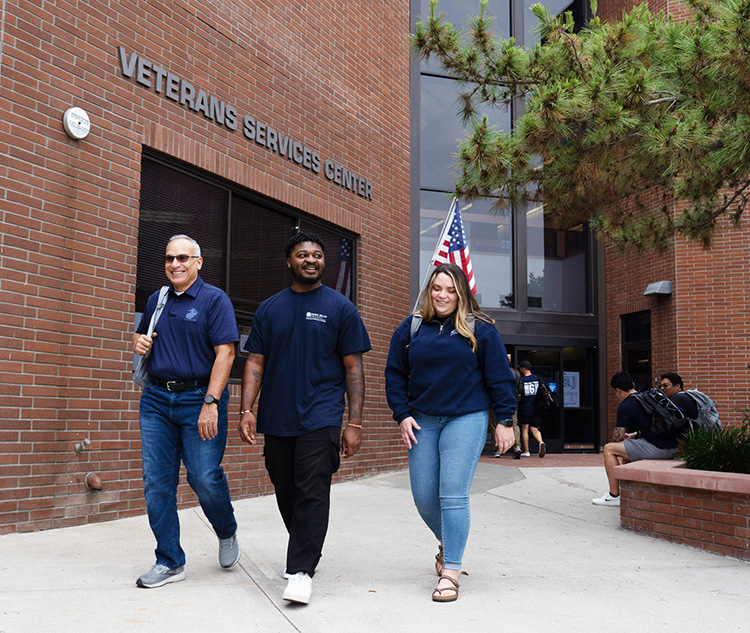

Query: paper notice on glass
[563,371,580,408]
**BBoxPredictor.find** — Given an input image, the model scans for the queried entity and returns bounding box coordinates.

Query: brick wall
[603,199,677,436]
[0,0,411,533]
[620,480,750,561]
[600,0,750,436]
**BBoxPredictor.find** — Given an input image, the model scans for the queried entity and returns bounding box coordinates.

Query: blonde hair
[416,263,494,352]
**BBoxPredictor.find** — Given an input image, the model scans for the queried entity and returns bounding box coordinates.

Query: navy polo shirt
[136,277,239,380]
[244,285,371,436]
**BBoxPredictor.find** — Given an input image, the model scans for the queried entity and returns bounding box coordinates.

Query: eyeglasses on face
[164,254,200,263]
[658,382,672,390]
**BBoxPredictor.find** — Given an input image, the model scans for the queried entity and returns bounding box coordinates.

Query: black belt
[150,377,210,392]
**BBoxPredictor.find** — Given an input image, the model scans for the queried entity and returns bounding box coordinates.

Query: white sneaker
[592,493,621,506]
[520,452,531,457]
[283,572,312,604]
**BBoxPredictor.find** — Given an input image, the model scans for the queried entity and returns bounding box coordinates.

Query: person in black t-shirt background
[592,372,679,507]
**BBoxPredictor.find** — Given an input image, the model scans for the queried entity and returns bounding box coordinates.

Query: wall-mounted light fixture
[643,281,673,296]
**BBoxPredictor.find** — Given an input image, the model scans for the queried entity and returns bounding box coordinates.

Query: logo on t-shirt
[523,380,539,396]
[185,308,199,322]
[306,311,327,323]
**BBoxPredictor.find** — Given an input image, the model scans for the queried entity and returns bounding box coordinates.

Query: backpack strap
[409,314,423,341]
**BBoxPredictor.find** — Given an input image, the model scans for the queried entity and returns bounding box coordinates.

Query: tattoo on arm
[345,354,365,420]
[241,353,264,412]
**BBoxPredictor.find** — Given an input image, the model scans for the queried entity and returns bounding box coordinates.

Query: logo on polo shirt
[306,311,327,323]
[185,308,199,322]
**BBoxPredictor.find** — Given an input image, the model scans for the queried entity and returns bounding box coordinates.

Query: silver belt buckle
[165,380,179,392]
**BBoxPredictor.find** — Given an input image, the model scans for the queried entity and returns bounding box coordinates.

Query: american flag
[431,199,476,295]
[334,237,352,298]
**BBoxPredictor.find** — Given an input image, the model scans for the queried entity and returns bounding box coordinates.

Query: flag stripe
[430,200,477,296]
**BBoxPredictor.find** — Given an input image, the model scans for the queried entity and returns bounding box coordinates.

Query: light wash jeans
[139,382,237,569]
[408,409,488,570]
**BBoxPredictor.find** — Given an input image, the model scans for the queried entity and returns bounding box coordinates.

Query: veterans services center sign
[116,46,374,201]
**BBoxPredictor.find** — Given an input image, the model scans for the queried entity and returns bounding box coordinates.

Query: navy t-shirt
[617,393,677,449]
[518,374,542,416]
[136,277,239,380]
[244,285,371,436]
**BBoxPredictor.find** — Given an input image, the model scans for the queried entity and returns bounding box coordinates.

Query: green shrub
[678,416,750,475]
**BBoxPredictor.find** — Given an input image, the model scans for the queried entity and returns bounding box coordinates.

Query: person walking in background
[385,263,516,602]
[132,234,240,588]
[517,360,547,458]
[238,232,370,605]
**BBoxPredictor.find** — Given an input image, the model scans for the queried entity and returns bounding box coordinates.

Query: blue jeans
[408,409,488,571]
[139,382,237,569]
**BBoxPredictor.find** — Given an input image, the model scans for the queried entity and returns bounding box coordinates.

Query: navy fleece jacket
[384,315,517,423]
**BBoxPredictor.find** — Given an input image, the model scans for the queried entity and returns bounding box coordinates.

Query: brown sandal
[432,575,459,602]
[435,543,444,576]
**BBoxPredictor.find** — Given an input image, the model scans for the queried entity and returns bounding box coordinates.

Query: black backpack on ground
[631,388,689,439]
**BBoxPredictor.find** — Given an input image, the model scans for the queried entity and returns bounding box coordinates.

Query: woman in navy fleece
[385,263,517,602]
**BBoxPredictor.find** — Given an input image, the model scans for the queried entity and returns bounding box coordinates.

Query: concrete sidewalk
[2,461,749,633]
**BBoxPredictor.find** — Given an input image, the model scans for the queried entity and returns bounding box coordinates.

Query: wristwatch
[204,395,220,406]
[499,418,514,427]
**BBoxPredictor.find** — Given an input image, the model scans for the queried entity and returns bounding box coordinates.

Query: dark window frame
[136,148,359,382]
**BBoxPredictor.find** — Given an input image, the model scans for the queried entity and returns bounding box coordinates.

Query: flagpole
[412,198,457,312]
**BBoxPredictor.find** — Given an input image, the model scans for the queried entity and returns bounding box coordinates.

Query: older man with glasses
[132,234,240,588]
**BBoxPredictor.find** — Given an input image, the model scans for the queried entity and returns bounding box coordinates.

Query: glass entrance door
[515,346,596,453]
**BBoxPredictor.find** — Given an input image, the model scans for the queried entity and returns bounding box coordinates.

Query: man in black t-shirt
[592,372,679,507]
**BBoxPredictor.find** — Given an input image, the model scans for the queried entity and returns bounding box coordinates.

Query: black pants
[264,426,341,577]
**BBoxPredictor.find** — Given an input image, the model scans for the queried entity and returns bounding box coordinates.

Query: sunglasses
[164,254,200,263]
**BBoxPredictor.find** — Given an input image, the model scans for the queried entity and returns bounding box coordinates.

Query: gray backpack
[684,390,722,430]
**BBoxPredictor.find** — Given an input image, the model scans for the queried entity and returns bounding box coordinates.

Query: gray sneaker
[136,564,185,588]
[219,534,240,568]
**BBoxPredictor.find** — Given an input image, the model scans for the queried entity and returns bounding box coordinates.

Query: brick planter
[615,460,750,561]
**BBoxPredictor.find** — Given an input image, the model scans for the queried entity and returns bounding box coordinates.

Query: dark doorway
[621,311,651,391]
[514,346,597,453]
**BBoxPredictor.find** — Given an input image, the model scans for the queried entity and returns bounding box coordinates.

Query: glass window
[526,204,588,312]
[420,75,511,191]
[137,159,228,310]
[419,190,513,309]
[137,153,357,381]
[229,195,293,321]
[621,311,651,391]
[417,0,511,74]
[522,0,577,45]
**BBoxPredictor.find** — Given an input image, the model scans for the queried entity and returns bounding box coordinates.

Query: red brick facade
[620,480,750,561]
[600,0,750,437]
[0,1,410,533]
[617,461,750,561]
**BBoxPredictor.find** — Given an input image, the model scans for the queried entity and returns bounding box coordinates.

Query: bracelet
[239,409,254,416]
[347,423,363,429]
